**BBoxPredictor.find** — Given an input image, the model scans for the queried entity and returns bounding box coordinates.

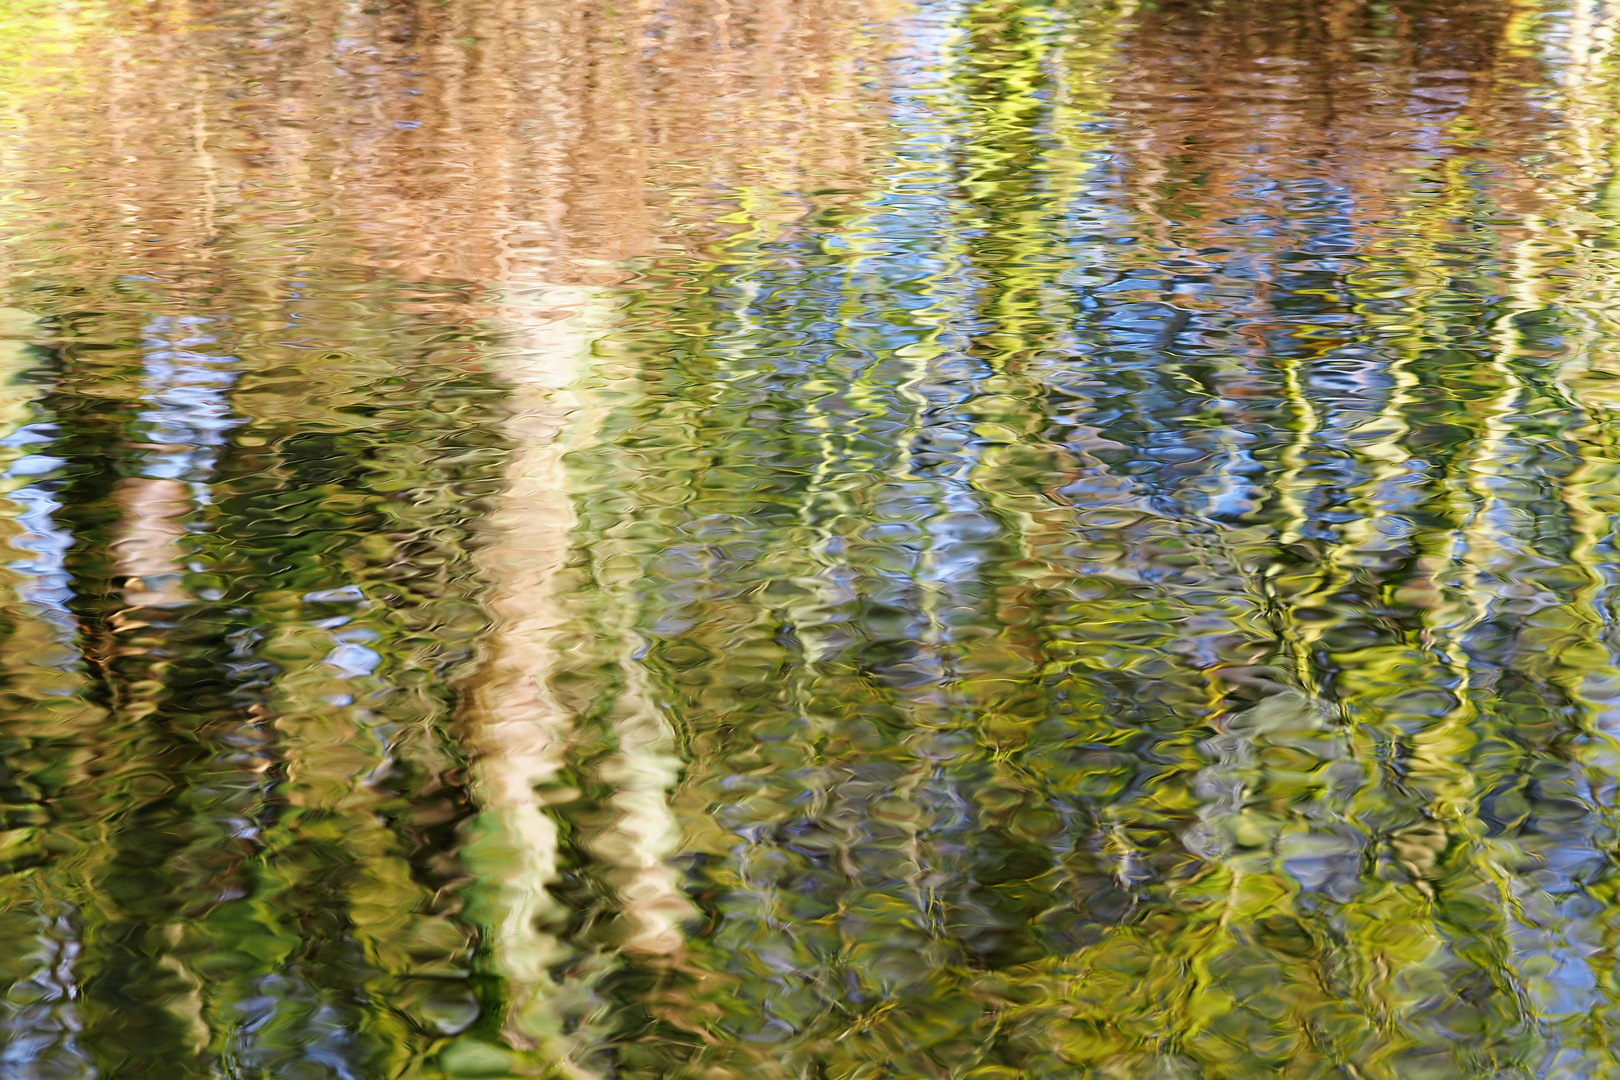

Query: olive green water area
[4,0,1620,1076]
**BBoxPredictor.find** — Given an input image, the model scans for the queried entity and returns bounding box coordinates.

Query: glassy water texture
[4,0,1620,1076]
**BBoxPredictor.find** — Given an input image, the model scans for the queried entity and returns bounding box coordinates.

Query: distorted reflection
[3,0,1620,1076]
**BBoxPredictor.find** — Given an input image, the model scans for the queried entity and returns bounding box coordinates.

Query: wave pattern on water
[1,0,1620,1077]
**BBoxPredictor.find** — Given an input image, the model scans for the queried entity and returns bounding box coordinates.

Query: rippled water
[3,0,1620,1076]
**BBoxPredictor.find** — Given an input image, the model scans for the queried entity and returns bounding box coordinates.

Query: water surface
[0,0,1618,1076]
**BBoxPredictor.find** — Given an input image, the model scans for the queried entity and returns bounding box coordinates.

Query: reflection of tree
[0,0,902,1077]
[974,1,1620,1076]
[552,0,1620,1075]
[453,286,609,1076]
[6,0,1620,1076]
[0,310,101,1080]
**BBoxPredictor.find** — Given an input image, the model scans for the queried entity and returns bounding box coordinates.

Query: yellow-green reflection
[0,0,1619,1077]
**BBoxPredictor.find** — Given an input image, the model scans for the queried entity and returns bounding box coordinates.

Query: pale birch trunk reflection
[460,282,691,1069]
[460,289,595,1063]
[111,477,189,609]
[589,614,694,960]
[577,350,694,965]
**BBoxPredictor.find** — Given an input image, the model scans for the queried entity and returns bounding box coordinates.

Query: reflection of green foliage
[0,269,509,1078]
[550,1,1620,1078]
[6,0,1620,1078]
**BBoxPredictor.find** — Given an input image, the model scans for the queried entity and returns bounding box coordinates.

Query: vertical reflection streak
[459,286,604,1072]
[0,314,99,1080]
[19,0,1620,1073]
[579,345,695,960]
